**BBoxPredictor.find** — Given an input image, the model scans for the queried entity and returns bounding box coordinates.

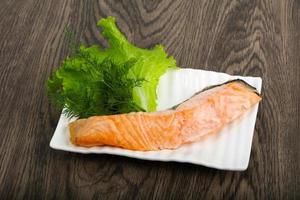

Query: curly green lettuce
[47,16,177,118]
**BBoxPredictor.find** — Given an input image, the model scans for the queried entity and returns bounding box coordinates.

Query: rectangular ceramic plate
[50,68,262,171]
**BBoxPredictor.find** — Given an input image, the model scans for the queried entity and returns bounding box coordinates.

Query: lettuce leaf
[47,16,177,118]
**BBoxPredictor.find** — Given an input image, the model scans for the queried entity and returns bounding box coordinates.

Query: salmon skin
[69,79,261,151]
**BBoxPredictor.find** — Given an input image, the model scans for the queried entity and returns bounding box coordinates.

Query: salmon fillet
[69,80,261,150]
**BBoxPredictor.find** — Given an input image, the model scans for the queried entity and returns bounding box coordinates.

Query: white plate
[50,68,262,171]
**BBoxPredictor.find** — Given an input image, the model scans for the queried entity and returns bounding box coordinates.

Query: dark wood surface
[0,0,299,199]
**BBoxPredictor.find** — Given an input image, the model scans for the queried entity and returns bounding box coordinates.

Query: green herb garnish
[47,16,177,118]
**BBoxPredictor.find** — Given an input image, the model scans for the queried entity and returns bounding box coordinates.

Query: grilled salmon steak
[69,80,261,150]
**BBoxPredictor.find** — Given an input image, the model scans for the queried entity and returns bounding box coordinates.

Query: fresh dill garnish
[47,49,145,118]
[48,26,144,118]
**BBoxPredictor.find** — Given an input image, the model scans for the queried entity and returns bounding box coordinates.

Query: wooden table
[0,0,299,199]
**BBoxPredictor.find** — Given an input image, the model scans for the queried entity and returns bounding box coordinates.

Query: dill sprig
[47,26,145,118]
[47,48,145,118]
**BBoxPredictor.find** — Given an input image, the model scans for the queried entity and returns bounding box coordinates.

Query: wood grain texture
[0,0,299,199]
